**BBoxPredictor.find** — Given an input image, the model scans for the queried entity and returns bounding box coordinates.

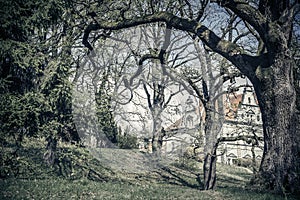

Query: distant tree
[95,72,118,144]
[184,41,224,190]
[103,25,198,153]
[135,25,195,153]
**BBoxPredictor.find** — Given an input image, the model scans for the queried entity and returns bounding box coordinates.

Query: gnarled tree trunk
[254,51,300,193]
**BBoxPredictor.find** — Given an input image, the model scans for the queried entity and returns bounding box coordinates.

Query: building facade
[161,96,201,158]
[160,86,264,165]
[218,86,263,165]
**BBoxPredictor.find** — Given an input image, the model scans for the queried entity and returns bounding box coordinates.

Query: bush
[117,134,138,149]
[233,158,256,168]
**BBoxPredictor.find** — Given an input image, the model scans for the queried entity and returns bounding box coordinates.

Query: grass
[0,138,299,200]
[1,177,296,200]
[0,178,217,200]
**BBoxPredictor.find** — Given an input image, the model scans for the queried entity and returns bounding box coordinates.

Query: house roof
[224,93,243,120]
[165,118,183,131]
[165,87,260,131]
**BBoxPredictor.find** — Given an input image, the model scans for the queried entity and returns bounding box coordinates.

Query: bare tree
[81,0,300,193]
[110,24,199,154]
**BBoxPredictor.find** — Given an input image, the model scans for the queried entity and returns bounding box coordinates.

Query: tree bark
[203,103,216,190]
[151,110,162,153]
[203,99,223,190]
[43,136,57,166]
[203,150,217,190]
[253,52,300,193]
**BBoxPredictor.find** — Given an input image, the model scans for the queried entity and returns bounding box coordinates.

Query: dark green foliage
[96,94,118,143]
[0,138,112,180]
[0,138,46,179]
[0,92,50,145]
[95,75,118,144]
[0,2,80,186]
[117,134,138,149]
[0,147,21,178]
[0,0,80,145]
[0,0,64,40]
[41,62,79,142]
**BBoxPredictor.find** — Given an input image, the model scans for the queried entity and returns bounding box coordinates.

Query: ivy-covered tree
[95,73,118,144]
[0,0,82,169]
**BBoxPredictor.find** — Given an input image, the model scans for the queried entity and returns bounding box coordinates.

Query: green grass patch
[1,178,297,200]
[0,138,299,200]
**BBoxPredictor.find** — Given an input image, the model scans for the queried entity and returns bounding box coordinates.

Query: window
[186,115,193,127]
[257,115,260,121]
[248,97,251,104]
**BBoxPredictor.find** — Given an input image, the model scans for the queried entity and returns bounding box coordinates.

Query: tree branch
[216,135,263,147]
[82,11,266,80]
[129,53,158,85]
[143,82,152,109]
[212,0,267,43]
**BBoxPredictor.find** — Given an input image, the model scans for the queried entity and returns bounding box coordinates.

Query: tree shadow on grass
[153,165,204,189]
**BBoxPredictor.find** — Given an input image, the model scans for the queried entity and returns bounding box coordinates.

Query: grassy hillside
[0,138,298,200]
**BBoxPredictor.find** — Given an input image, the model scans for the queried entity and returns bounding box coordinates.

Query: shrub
[233,158,254,168]
[117,134,138,149]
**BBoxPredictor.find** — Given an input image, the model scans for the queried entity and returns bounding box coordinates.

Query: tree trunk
[203,145,217,190]
[251,142,258,174]
[43,136,57,166]
[150,108,163,154]
[254,52,300,194]
[203,101,222,190]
